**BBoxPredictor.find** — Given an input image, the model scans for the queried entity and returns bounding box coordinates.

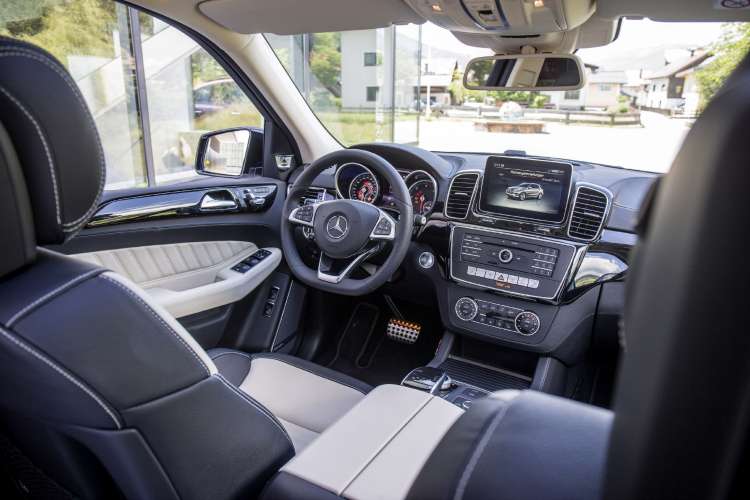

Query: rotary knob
[514,311,541,336]
[455,297,478,321]
[498,248,514,264]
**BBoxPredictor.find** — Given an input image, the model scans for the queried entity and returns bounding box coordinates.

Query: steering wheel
[281,149,414,296]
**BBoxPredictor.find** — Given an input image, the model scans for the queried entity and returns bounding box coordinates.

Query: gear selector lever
[402,367,453,394]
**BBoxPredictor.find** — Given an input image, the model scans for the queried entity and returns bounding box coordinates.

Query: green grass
[316,110,419,145]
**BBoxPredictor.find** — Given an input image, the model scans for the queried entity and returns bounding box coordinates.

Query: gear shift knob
[402,366,453,393]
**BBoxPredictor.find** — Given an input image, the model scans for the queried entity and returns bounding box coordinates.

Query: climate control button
[455,297,479,321]
[514,311,541,336]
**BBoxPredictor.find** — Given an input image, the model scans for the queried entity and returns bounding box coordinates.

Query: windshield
[266,20,749,173]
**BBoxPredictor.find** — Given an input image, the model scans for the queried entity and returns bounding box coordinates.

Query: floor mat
[319,299,442,387]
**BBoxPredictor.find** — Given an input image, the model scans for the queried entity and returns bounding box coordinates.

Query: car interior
[1,0,750,499]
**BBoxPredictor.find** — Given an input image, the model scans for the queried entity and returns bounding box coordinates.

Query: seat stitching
[0,49,106,230]
[252,354,369,394]
[210,351,253,362]
[453,403,512,500]
[0,84,61,225]
[214,375,294,447]
[0,326,122,429]
[6,269,103,327]
[100,276,211,376]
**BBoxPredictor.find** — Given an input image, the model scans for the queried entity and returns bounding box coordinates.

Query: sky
[420,18,727,72]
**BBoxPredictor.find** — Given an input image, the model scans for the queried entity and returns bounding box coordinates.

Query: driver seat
[0,37,367,499]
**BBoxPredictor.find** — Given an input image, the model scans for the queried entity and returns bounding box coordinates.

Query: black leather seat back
[605,53,750,499]
[0,38,293,499]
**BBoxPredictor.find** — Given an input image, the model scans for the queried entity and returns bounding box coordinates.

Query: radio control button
[467,266,476,276]
[497,273,507,282]
[498,249,514,263]
[528,279,540,289]
[476,269,486,277]
[485,270,496,280]
[507,275,519,284]
[518,277,529,287]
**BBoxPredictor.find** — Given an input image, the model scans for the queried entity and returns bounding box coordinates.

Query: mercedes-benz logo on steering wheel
[326,215,349,240]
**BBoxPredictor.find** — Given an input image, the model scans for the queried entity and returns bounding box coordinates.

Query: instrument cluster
[334,163,438,216]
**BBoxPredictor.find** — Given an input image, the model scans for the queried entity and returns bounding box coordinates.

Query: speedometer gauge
[405,170,438,215]
[349,172,379,203]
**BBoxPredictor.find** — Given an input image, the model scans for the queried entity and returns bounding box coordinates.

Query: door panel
[71,241,281,319]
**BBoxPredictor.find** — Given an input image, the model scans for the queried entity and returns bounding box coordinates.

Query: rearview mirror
[195,127,263,177]
[464,54,585,91]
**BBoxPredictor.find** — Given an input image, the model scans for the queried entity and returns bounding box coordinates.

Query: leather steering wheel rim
[281,149,414,296]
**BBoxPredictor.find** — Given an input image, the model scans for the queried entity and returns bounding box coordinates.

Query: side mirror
[464,54,585,91]
[195,127,263,177]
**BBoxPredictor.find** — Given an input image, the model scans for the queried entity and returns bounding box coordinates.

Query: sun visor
[198,0,425,35]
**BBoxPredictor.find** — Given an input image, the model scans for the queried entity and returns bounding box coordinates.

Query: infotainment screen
[478,156,572,223]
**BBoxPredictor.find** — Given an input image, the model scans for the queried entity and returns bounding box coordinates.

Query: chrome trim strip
[443,170,482,220]
[448,222,586,302]
[317,246,381,284]
[566,182,614,242]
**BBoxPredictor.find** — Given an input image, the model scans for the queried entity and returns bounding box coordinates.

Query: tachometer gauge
[406,171,438,215]
[349,172,379,203]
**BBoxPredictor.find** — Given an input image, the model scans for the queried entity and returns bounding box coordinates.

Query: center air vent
[568,186,609,241]
[445,172,480,219]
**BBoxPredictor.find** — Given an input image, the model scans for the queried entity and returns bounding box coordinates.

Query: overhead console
[405,0,595,36]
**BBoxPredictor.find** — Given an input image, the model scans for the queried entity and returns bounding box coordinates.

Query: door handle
[200,191,238,212]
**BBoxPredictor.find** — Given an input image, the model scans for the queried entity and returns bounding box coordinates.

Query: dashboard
[292,142,658,363]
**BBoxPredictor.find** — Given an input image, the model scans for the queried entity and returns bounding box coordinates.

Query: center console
[450,225,579,300]
[263,385,462,500]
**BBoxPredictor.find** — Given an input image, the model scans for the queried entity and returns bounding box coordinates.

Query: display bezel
[477,156,573,224]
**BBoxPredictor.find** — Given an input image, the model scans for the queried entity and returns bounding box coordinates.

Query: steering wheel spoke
[317,245,382,284]
[369,208,397,241]
[288,202,320,227]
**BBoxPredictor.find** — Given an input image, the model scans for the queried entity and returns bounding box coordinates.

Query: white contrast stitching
[100,276,211,376]
[453,403,512,500]
[0,326,122,429]
[210,351,253,362]
[0,48,106,231]
[6,269,102,327]
[214,375,294,447]
[0,84,61,225]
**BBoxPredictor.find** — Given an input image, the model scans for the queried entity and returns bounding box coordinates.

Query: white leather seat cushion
[238,357,368,452]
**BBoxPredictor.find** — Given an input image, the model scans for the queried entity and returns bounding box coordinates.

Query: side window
[1,1,263,190]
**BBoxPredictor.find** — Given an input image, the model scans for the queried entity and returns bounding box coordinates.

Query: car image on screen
[506,183,544,201]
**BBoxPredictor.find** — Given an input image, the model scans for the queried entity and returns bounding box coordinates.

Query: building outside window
[265,25,422,146]
[366,86,380,102]
[363,51,380,66]
[1,0,263,190]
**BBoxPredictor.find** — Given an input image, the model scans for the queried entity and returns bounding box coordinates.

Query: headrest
[0,37,105,255]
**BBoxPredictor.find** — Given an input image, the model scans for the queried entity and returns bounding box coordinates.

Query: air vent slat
[445,173,479,219]
[568,187,609,241]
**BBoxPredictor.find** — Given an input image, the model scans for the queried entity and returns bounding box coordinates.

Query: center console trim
[449,222,586,301]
